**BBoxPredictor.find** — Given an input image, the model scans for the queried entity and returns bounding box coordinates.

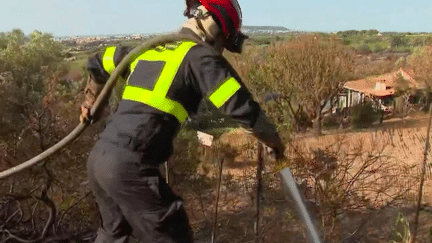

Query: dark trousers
[87,140,194,243]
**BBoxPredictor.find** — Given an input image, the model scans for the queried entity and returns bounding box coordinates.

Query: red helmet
[185,0,248,53]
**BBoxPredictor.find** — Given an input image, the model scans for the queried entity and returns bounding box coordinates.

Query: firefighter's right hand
[80,99,105,124]
[271,143,286,161]
[80,104,91,124]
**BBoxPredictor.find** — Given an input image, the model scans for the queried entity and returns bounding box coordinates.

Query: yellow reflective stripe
[122,41,197,123]
[209,77,241,108]
[129,42,189,72]
[103,46,116,74]
[153,41,196,96]
[123,86,188,122]
[130,49,170,71]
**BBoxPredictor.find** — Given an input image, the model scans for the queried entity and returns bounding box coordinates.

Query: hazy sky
[1,0,432,36]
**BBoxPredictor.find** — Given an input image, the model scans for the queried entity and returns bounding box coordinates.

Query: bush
[390,35,408,49]
[172,129,202,175]
[284,134,414,234]
[351,102,380,128]
[372,42,387,53]
[357,43,372,54]
[322,114,340,129]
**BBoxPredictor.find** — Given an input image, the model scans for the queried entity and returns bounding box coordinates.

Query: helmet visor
[225,31,249,54]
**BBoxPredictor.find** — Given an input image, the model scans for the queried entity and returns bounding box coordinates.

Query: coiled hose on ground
[0,34,201,179]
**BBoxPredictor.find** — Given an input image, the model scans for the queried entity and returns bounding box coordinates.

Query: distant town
[55,26,296,50]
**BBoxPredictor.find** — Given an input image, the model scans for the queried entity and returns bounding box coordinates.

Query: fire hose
[0,33,323,242]
[0,33,203,179]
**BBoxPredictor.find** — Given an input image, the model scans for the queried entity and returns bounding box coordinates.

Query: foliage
[322,114,340,129]
[358,43,372,54]
[351,102,380,128]
[227,35,355,134]
[390,35,409,49]
[407,45,432,88]
[0,29,100,241]
[337,29,379,37]
[0,29,65,143]
[337,30,391,54]
[389,211,411,243]
[225,44,293,132]
[406,45,432,110]
[171,128,203,176]
[429,226,432,242]
[2,29,432,242]
[283,134,414,235]
[265,34,355,134]
[371,42,387,52]
[353,55,400,80]
[335,31,432,54]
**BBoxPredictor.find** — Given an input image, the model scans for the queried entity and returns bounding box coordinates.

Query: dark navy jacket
[86,28,281,166]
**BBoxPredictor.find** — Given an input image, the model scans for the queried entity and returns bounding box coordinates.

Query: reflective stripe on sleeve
[209,77,241,108]
[102,46,116,74]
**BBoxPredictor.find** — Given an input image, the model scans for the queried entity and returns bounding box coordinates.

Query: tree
[390,35,408,49]
[8,28,26,45]
[407,45,432,109]
[0,29,102,241]
[0,32,7,50]
[367,29,379,36]
[223,45,298,132]
[0,29,64,150]
[260,34,355,134]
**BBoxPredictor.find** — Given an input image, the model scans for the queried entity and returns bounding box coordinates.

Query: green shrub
[372,42,387,53]
[389,211,411,243]
[322,114,340,129]
[172,129,202,175]
[357,43,372,54]
[351,102,380,128]
[390,35,408,49]
[342,38,351,45]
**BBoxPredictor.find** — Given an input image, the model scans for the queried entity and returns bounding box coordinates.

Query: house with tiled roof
[336,68,423,113]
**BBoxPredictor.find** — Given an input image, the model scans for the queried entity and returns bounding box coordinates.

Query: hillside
[242,25,291,34]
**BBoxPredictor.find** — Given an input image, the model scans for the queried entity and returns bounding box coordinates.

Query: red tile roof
[344,69,422,97]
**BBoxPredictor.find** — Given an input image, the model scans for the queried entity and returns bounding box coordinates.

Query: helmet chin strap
[196,17,225,54]
[183,5,224,54]
[182,18,207,41]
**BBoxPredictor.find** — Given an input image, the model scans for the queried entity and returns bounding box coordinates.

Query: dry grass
[174,114,432,243]
[3,39,432,243]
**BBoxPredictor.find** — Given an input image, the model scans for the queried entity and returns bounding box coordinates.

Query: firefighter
[81,0,285,242]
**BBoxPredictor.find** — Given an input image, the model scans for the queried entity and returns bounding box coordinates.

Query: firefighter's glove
[252,111,286,161]
[272,142,286,161]
[80,102,93,124]
[80,76,104,124]
[80,97,103,124]
[266,135,286,161]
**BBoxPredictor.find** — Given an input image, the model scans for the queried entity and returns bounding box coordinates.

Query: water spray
[279,167,323,243]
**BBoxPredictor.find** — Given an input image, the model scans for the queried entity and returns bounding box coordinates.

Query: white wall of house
[322,89,366,115]
[351,91,362,106]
